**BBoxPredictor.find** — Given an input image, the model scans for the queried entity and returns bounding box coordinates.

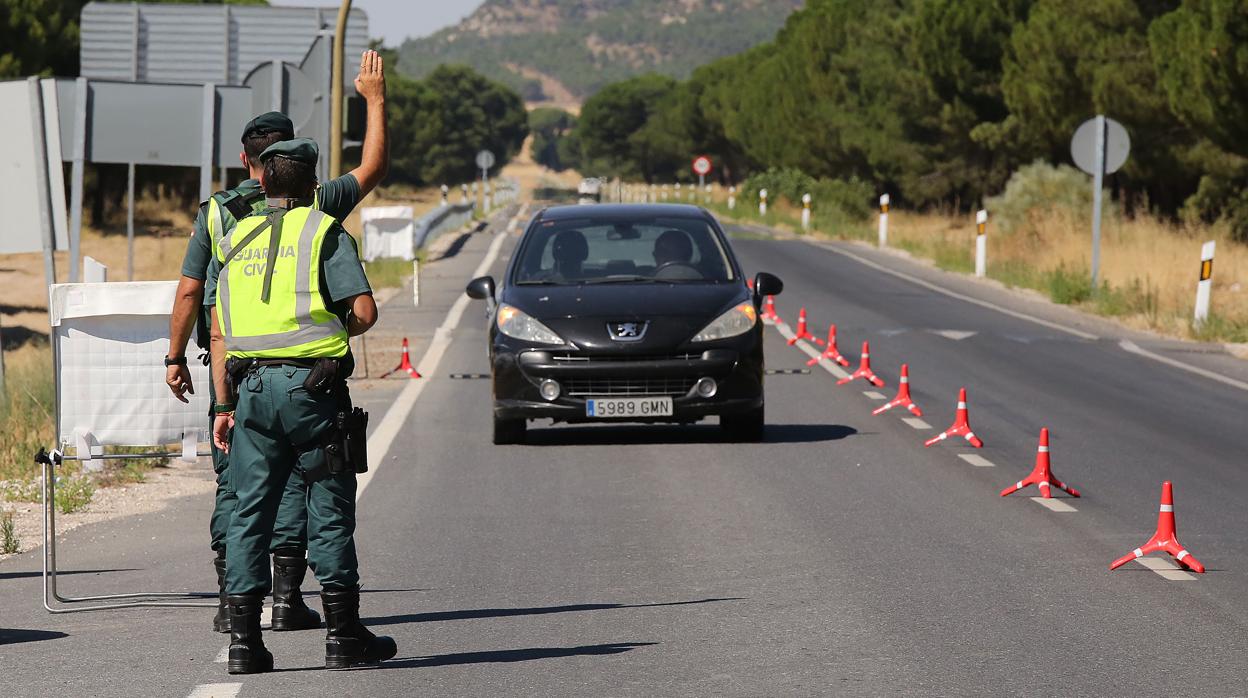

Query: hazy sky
[268,0,486,45]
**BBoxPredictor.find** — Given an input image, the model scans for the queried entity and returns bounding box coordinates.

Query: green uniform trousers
[224,365,360,596]
[208,369,308,553]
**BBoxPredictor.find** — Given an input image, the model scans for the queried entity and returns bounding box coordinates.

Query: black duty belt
[251,358,319,369]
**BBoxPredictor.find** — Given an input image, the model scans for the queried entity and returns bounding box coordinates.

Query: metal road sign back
[1071,116,1130,176]
[476,150,496,171]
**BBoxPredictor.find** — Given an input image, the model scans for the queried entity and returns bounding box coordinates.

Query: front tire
[721,405,764,442]
[493,415,526,445]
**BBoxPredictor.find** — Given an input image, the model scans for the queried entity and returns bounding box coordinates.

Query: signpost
[1071,115,1130,289]
[476,149,494,213]
[692,155,712,189]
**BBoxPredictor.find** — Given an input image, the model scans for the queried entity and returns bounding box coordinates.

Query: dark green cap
[258,138,319,166]
[241,112,294,142]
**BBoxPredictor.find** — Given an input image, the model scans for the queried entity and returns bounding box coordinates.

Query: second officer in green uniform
[206,138,396,673]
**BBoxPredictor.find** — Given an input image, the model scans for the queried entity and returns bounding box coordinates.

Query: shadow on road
[0,628,69,645]
[365,642,658,669]
[524,423,856,446]
[364,597,742,628]
[0,568,139,581]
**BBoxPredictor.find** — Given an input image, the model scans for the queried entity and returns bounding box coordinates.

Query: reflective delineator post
[873,363,923,416]
[801,193,811,231]
[440,184,449,206]
[807,324,851,367]
[837,341,885,387]
[1194,240,1215,327]
[1000,428,1079,498]
[1110,481,1205,573]
[759,188,768,216]
[379,337,422,379]
[975,209,988,278]
[878,194,889,248]
[728,186,736,210]
[924,387,983,448]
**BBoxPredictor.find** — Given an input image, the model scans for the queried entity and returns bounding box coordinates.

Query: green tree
[576,74,687,181]
[528,107,577,171]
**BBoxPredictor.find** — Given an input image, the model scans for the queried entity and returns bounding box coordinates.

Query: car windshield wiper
[514,279,564,286]
[581,276,658,284]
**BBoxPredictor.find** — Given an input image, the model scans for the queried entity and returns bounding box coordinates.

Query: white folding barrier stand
[41,280,215,613]
[360,205,416,262]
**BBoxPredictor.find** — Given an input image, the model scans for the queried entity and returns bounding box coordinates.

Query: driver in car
[652,230,701,279]
[550,229,588,280]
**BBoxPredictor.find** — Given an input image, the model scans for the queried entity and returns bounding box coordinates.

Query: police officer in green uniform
[165,50,388,634]
[206,138,395,674]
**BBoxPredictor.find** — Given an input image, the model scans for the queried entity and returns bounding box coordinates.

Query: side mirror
[465,275,496,300]
[753,272,783,298]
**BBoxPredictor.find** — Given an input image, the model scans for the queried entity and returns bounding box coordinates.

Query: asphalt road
[2,210,1246,696]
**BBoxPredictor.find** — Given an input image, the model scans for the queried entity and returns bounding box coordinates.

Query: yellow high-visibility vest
[214,206,348,359]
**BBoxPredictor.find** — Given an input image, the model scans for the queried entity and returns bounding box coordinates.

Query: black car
[465,203,783,444]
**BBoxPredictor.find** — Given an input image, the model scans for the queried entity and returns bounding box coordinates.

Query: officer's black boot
[270,548,322,631]
[321,587,398,669]
[212,551,230,633]
[227,594,274,675]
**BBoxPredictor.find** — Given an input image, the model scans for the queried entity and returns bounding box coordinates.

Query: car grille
[550,352,701,363]
[563,376,697,397]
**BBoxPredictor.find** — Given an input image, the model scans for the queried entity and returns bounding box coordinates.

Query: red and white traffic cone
[1000,428,1079,498]
[1110,481,1205,573]
[747,278,755,291]
[807,324,851,367]
[379,337,422,379]
[761,295,780,324]
[924,387,983,448]
[787,308,825,346]
[873,363,922,416]
[836,341,885,387]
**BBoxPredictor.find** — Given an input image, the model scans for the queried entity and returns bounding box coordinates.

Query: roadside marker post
[728,186,736,210]
[1194,240,1215,327]
[412,259,420,307]
[759,188,768,216]
[878,194,889,248]
[440,184,448,205]
[975,209,988,278]
[801,193,811,231]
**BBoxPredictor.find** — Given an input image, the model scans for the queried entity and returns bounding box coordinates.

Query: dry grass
[627,182,1248,343]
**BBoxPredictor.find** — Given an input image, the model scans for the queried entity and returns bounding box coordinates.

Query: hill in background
[396,0,802,109]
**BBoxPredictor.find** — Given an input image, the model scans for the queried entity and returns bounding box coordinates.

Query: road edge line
[1119,339,1248,393]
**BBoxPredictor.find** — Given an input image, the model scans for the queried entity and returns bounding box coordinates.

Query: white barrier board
[50,281,210,448]
[361,205,415,262]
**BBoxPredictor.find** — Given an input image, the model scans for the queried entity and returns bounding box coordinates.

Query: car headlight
[497,304,565,344]
[691,303,757,342]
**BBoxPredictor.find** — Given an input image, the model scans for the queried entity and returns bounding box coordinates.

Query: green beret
[258,138,319,166]
[241,112,294,142]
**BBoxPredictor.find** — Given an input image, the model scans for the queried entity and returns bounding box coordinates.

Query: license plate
[585,396,673,418]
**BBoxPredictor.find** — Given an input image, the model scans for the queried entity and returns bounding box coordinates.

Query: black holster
[324,405,368,475]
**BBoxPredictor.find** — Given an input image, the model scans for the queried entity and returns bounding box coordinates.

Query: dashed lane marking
[930,330,977,341]
[815,244,1099,340]
[862,391,886,400]
[214,645,229,663]
[902,417,931,430]
[1029,497,1077,512]
[358,213,517,499]
[1134,557,1197,581]
[187,683,242,698]
[957,454,995,467]
[1119,339,1248,393]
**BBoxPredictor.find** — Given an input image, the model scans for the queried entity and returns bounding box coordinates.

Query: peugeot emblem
[608,321,647,342]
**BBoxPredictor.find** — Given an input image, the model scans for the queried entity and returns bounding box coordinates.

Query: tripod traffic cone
[807,324,851,367]
[873,363,922,416]
[836,341,885,387]
[761,296,781,324]
[1110,481,1205,573]
[379,337,422,379]
[787,308,825,346]
[1000,428,1079,498]
[924,387,983,448]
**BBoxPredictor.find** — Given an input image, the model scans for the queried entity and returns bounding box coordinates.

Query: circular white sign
[1070,117,1130,176]
[692,156,712,176]
[475,149,496,171]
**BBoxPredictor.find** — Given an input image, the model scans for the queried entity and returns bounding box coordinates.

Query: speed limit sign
[692,156,712,177]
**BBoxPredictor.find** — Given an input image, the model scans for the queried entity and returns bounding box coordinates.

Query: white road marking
[213,645,229,663]
[957,454,995,467]
[1134,557,1197,581]
[816,244,1099,340]
[187,684,242,698]
[1119,339,1248,393]
[930,330,977,341]
[1029,497,1077,512]
[358,217,515,499]
[862,391,886,400]
[902,417,931,430]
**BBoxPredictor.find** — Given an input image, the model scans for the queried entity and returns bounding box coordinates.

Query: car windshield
[513,216,735,285]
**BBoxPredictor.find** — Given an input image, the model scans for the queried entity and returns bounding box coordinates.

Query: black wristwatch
[164,355,187,367]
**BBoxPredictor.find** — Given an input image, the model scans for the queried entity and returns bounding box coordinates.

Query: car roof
[536,203,712,221]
